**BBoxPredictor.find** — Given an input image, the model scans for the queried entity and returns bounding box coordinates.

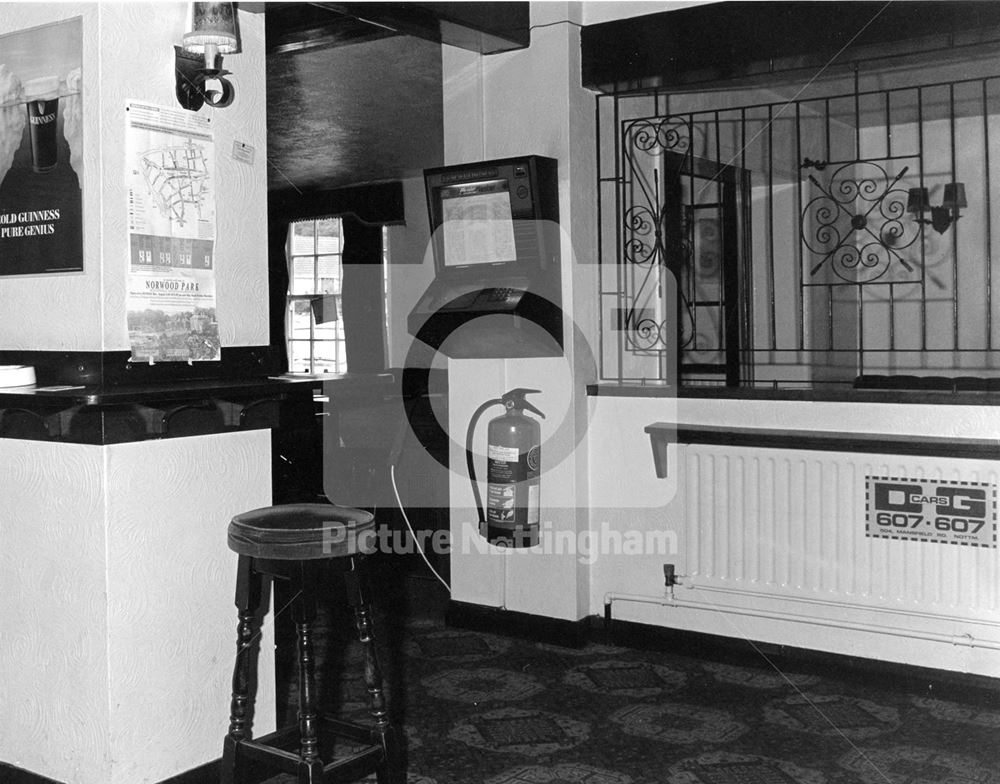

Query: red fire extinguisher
[465,388,544,547]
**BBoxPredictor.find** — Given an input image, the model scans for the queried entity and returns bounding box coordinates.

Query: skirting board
[445,600,589,648]
[600,614,1000,703]
[0,759,276,784]
[446,600,1000,702]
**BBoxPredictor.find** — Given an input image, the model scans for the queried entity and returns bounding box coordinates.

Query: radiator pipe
[692,583,1000,630]
[603,588,1000,651]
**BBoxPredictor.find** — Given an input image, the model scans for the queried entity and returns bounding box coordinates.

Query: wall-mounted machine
[407,155,562,358]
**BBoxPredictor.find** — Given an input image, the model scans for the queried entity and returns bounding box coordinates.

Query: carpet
[254,587,1000,784]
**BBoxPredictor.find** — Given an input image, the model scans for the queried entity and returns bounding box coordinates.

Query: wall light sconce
[907,183,967,234]
[175,2,239,111]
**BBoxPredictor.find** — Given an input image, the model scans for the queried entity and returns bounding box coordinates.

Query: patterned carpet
[257,575,1000,784]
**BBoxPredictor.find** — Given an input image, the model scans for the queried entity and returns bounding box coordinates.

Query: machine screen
[440,179,517,267]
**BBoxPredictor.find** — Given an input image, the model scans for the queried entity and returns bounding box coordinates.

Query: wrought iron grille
[597,68,1000,388]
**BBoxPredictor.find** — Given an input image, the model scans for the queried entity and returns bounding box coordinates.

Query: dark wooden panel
[268,2,530,55]
[0,346,278,388]
[266,30,442,192]
[582,1,1000,92]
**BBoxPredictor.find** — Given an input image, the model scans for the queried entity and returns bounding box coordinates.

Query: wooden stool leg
[348,558,402,784]
[294,563,326,784]
[221,555,263,784]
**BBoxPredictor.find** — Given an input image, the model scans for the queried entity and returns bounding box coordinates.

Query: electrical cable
[390,463,451,594]
[528,20,583,31]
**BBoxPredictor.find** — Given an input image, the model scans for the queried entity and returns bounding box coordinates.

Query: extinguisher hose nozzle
[466,398,504,524]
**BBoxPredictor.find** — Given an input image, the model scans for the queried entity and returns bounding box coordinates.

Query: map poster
[125,101,220,363]
[0,17,83,276]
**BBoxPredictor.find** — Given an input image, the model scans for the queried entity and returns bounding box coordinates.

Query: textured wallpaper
[0,3,269,353]
[0,440,112,783]
[105,430,274,783]
[0,430,274,784]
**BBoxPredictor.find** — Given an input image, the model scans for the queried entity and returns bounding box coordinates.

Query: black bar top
[0,374,318,407]
[0,373,397,445]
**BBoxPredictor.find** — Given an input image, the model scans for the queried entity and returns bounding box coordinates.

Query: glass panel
[290,257,316,294]
[317,255,340,293]
[313,321,340,340]
[287,340,313,374]
[316,234,340,256]
[316,217,339,239]
[313,339,344,374]
[290,221,315,256]
[289,299,313,340]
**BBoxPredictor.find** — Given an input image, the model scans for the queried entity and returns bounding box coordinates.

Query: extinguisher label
[487,442,538,528]
[487,481,517,524]
[488,444,519,464]
[528,483,540,525]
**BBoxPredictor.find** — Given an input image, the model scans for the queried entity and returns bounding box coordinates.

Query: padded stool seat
[229,503,376,560]
[221,502,400,784]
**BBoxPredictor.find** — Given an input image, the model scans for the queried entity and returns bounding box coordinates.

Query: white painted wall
[591,395,1000,677]
[431,0,1000,679]
[440,2,597,621]
[580,0,715,25]
[386,175,435,368]
[105,433,274,784]
[0,441,110,783]
[0,5,276,782]
[0,2,268,352]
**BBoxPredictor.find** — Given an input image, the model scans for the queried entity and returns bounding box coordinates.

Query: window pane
[292,220,314,239]
[314,321,340,340]
[290,221,315,256]
[289,300,313,339]
[287,340,313,374]
[290,257,316,294]
[316,237,340,256]
[317,255,340,293]
[312,339,343,374]
[316,217,339,239]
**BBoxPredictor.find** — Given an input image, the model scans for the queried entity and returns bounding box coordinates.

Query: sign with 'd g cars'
[866,477,997,548]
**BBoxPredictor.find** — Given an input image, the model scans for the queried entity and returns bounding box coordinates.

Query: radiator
[678,444,1000,632]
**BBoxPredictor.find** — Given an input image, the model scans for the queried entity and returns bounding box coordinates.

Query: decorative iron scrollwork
[626,116,692,157]
[801,160,922,285]
[616,114,698,353]
[623,205,658,266]
[628,316,668,351]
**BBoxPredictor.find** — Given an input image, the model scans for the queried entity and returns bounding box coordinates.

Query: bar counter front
[0,368,389,784]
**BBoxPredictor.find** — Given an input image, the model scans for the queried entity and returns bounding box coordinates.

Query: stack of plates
[0,365,36,388]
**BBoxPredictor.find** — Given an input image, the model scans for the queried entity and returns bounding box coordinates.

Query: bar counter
[0,371,397,783]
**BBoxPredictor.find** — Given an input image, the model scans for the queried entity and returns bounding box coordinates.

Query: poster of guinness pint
[0,17,83,276]
[125,101,219,363]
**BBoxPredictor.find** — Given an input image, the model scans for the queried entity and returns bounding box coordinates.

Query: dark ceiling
[266,32,444,192]
[583,1,1000,92]
[263,2,529,193]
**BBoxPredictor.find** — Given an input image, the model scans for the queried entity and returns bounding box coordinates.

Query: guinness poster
[0,17,83,276]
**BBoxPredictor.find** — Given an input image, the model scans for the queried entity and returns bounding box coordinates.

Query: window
[286,218,346,374]
[597,54,1000,391]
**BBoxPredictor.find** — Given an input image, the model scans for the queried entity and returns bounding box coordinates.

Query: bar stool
[221,503,401,784]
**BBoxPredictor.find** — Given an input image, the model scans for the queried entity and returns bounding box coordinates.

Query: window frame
[285,217,348,375]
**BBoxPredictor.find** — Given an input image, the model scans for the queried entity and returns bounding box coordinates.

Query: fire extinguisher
[465,388,544,547]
